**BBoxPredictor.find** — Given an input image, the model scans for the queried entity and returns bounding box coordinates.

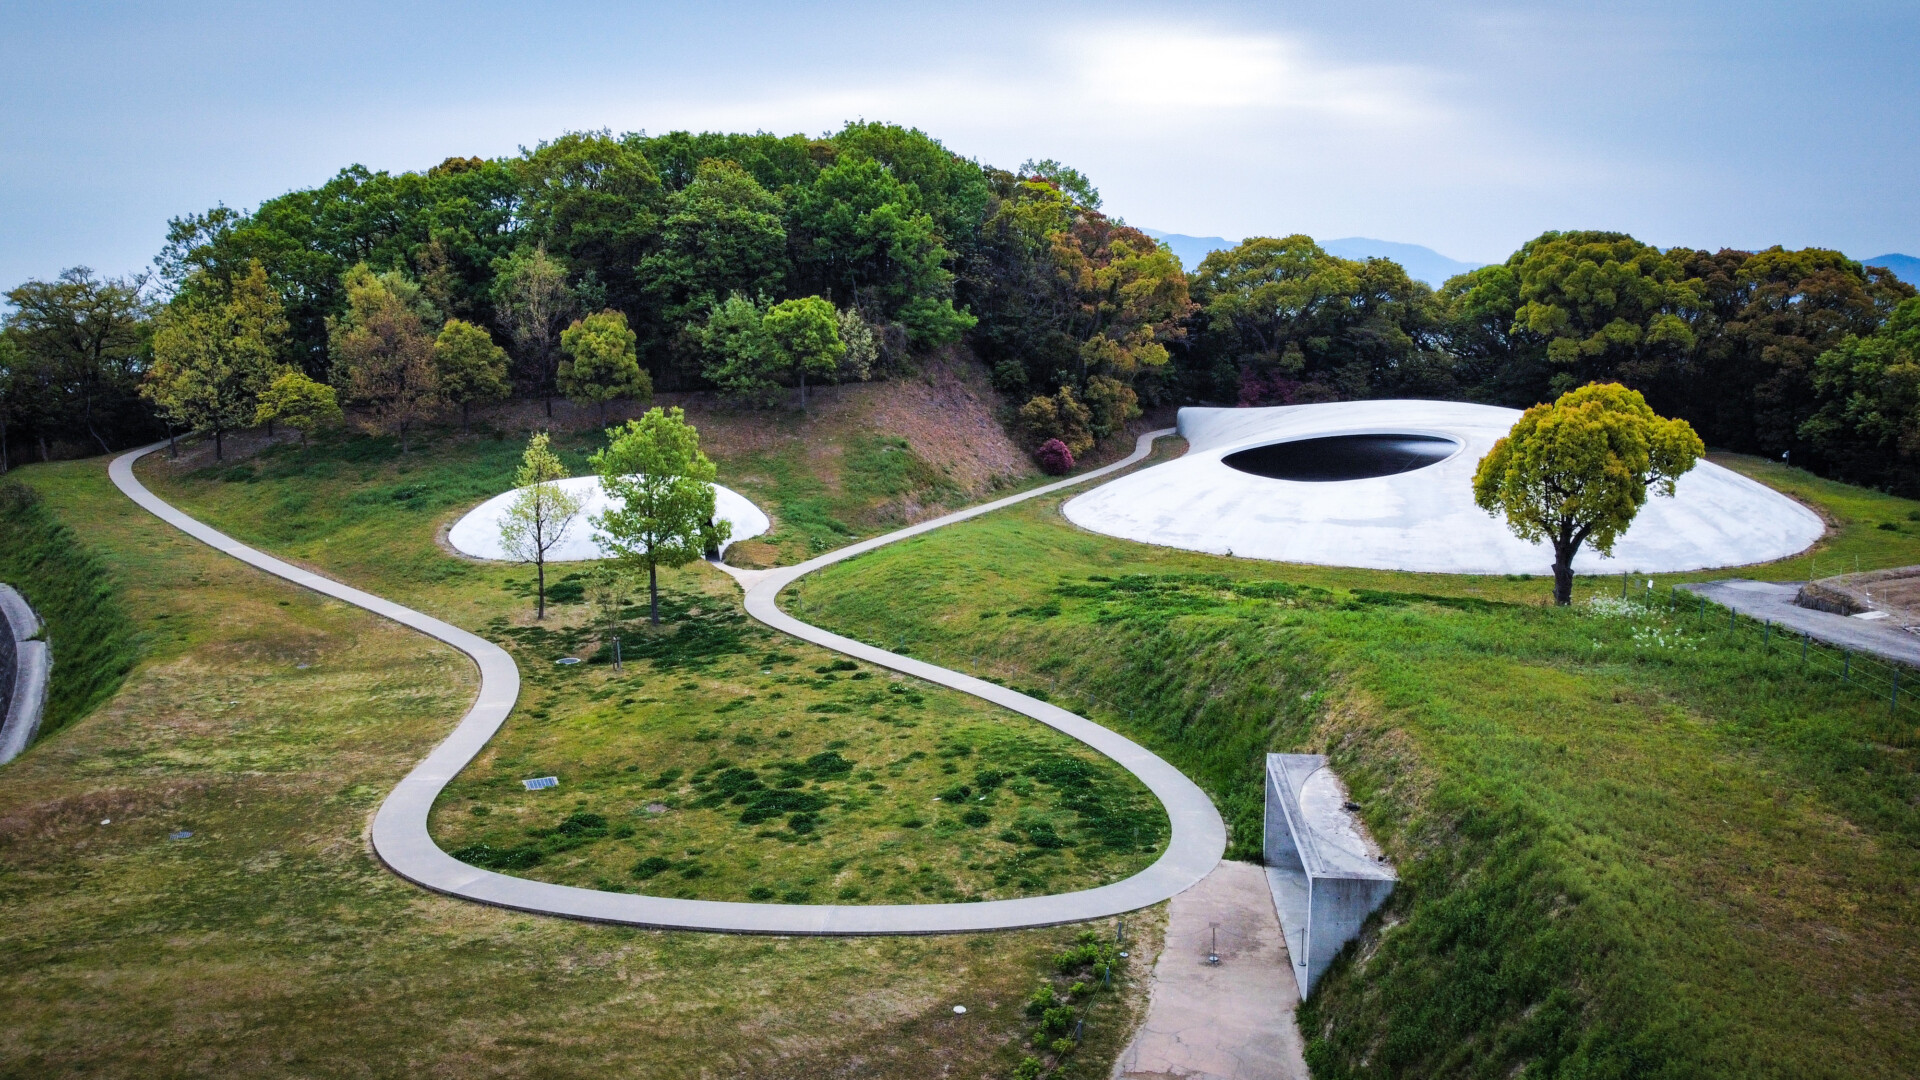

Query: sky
[3,0,1917,287]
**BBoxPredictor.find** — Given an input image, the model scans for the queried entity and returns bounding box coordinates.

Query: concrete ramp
[1264,754,1396,997]
[0,584,50,765]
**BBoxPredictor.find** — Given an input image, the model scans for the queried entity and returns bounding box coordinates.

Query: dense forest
[3,122,1918,491]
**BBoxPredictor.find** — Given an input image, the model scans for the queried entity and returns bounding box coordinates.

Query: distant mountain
[1858,253,1919,285]
[1319,238,1487,288]
[1137,230,1236,273]
[1137,228,1486,288]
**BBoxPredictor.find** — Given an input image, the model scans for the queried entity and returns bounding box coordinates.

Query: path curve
[111,429,1226,933]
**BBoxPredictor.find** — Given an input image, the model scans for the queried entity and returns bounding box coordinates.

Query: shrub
[814,659,858,673]
[631,856,673,879]
[747,885,776,901]
[556,811,608,836]
[450,842,544,870]
[1040,1005,1075,1035]
[961,808,992,827]
[1025,984,1057,1016]
[1013,1057,1043,1080]
[1034,438,1074,475]
[1019,386,1094,456]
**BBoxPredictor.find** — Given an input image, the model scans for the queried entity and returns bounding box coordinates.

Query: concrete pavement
[1681,579,1920,666]
[1112,860,1309,1080]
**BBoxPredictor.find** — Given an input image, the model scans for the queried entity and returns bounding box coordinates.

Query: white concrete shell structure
[1063,401,1824,575]
[0,584,51,765]
[446,476,770,562]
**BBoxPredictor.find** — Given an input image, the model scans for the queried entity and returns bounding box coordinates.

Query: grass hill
[795,451,1920,1080]
[2,367,1918,1077]
[0,364,1165,1078]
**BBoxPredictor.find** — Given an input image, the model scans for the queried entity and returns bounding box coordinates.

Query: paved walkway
[110,430,1227,933]
[1682,580,1920,666]
[1112,860,1309,1080]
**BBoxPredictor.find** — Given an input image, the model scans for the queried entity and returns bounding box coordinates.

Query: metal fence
[1663,583,1920,747]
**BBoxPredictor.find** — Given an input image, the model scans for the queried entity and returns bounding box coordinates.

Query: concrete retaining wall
[0,584,50,765]
[1264,754,1396,997]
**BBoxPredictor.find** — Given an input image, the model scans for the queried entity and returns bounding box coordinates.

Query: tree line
[2,123,1917,494]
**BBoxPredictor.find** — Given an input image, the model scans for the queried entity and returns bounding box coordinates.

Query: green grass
[0,479,138,742]
[796,461,1920,1080]
[139,430,1163,904]
[0,449,1163,1078]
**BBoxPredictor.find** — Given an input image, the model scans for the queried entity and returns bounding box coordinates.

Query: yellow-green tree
[433,319,510,432]
[498,431,586,620]
[1474,382,1704,605]
[253,370,340,448]
[558,309,651,422]
[143,262,287,460]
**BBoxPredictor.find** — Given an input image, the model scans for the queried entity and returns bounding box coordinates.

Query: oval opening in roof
[1221,433,1458,482]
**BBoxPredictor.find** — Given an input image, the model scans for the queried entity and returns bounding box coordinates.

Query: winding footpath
[111,430,1226,933]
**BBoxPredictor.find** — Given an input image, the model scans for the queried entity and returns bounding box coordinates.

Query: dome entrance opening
[1222,433,1458,482]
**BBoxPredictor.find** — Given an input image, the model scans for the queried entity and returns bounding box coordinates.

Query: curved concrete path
[112,430,1225,933]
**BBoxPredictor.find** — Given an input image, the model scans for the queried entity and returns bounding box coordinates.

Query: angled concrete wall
[0,584,49,765]
[1264,753,1396,997]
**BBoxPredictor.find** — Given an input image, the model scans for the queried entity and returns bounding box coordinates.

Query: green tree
[1505,231,1701,398]
[559,310,652,421]
[1801,296,1920,490]
[590,407,730,625]
[1473,382,1704,605]
[329,264,439,454]
[3,267,152,454]
[788,155,974,347]
[762,296,844,409]
[637,158,789,332]
[433,318,510,432]
[253,370,340,448]
[835,305,879,382]
[498,431,586,620]
[142,263,287,460]
[694,293,779,406]
[490,245,576,416]
[0,333,31,473]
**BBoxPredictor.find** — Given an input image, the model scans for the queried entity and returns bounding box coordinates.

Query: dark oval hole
[1222,433,1458,482]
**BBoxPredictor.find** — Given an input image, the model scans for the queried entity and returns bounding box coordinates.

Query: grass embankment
[143,430,1164,904]
[0,450,1162,1078]
[797,456,1920,1080]
[0,480,137,743]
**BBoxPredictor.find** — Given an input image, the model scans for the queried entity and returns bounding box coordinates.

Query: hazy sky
[4,1,1916,286]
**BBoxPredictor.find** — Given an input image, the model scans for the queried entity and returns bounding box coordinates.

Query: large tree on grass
[498,431,586,620]
[761,296,844,409]
[1473,382,1704,605]
[330,264,440,454]
[142,262,287,460]
[559,309,652,422]
[590,407,730,625]
[491,245,576,416]
[433,318,510,433]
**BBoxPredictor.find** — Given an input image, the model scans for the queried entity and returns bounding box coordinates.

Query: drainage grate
[522,776,559,790]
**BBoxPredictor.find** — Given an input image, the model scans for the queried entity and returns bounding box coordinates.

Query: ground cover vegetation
[795,458,1920,1080]
[8,123,1920,497]
[128,424,1163,905]
[0,455,1164,1077]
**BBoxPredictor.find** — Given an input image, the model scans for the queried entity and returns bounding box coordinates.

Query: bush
[1019,387,1094,456]
[1025,984,1057,1016]
[1012,1057,1042,1080]
[747,885,776,900]
[631,856,673,879]
[1034,438,1074,475]
[450,842,544,870]
[960,808,992,827]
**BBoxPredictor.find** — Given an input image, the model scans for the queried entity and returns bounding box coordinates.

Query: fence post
[1893,669,1901,716]
[1621,572,1629,600]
